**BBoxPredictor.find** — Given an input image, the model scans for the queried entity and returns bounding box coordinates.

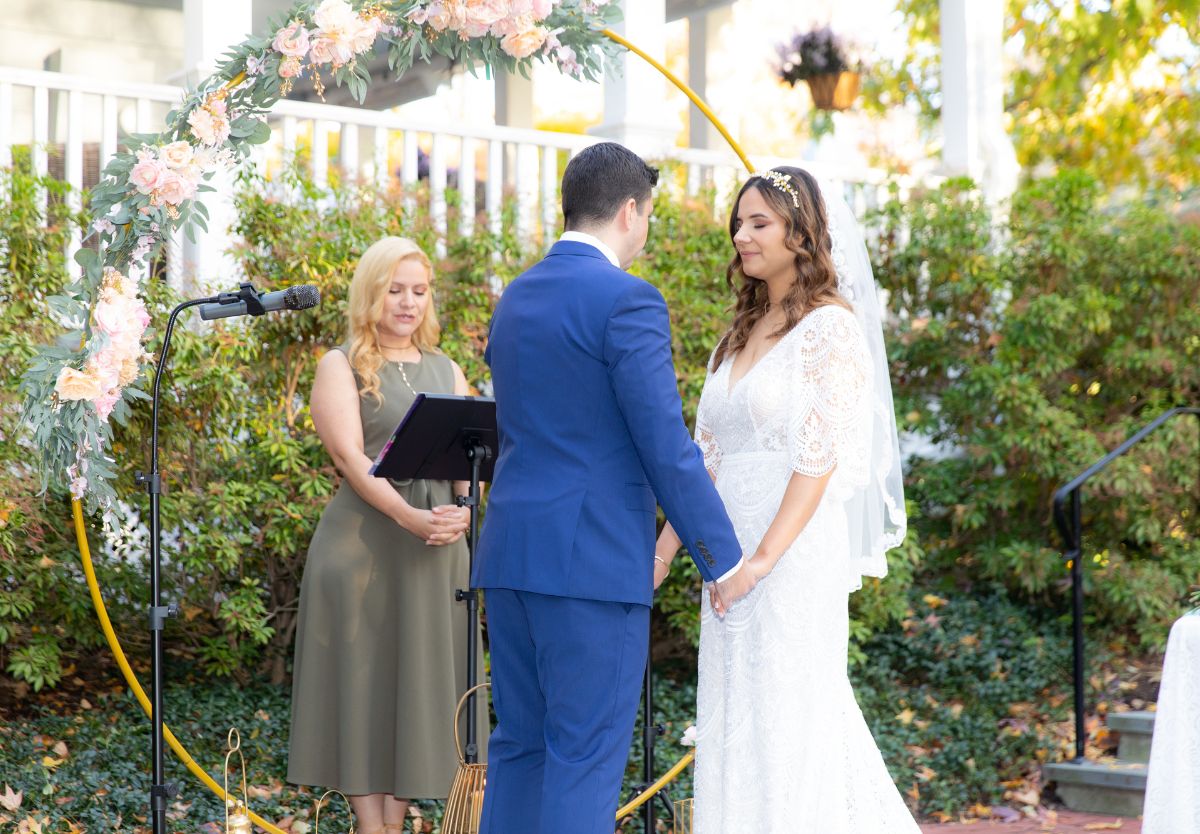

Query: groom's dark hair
[561,142,659,231]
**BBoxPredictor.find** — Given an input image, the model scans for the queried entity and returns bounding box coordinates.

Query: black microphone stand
[140,280,286,834]
[139,293,223,834]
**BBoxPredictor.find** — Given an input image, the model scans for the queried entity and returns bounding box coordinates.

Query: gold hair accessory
[752,170,801,209]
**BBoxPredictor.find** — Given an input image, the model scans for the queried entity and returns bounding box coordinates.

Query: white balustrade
[0,64,919,289]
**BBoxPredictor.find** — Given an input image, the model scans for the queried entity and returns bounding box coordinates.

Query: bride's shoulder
[797,304,858,334]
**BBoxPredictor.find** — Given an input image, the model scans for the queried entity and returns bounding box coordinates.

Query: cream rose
[313,0,358,33]
[55,366,103,402]
[159,141,194,169]
[501,25,549,59]
[272,22,311,58]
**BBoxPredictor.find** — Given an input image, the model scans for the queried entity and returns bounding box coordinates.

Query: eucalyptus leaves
[20,0,620,513]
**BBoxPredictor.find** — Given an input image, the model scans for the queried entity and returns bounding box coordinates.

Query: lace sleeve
[694,362,722,475]
[787,308,871,482]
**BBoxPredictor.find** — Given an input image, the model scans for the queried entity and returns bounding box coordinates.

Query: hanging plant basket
[804,71,861,111]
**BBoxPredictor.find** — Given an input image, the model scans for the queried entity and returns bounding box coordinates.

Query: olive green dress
[288,347,486,799]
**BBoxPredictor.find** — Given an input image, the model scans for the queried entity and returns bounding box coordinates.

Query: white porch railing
[0,65,919,285]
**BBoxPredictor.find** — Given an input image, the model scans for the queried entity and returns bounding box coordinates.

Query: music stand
[371,393,497,763]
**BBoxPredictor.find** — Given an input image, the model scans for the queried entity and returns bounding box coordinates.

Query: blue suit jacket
[472,240,742,606]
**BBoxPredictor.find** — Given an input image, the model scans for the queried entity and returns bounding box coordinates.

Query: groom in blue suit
[473,142,756,834]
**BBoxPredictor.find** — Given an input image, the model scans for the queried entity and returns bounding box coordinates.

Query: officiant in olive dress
[288,237,485,834]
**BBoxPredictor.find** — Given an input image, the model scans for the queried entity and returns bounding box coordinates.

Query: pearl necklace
[381,344,420,396]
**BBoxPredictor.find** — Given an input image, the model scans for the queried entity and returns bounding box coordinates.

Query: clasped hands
[402,503,470,546]
[652,552,772,618]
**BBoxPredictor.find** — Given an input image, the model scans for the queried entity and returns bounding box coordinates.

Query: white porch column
[494,70,534,129]
[176,0,253,295]
[939,0,1019,203]
[686,6,731,151]
[494,71,539,242]
[591,0,676,156]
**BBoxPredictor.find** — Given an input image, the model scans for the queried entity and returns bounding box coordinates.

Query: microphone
[199,282,321,321]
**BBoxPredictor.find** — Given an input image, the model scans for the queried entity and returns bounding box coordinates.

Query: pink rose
[157,171,197,206]
[93,390,120,423]
[273,22,311,58]
[130,157,168,195]
[279,55,303,78]
[531,0,555,20]
[93,299,126,337]
[501,25,548,59]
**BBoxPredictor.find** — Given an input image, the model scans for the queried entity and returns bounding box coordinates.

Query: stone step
[1043,760,1148,818]
[1106,710,1155,764]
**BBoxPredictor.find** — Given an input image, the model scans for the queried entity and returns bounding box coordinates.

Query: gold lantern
[223,729,253,834]
[314,789,356,834]
[442,683,490,834]
[673,798,694,834]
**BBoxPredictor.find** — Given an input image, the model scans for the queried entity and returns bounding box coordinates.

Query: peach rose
[55,366,103,402]
[501,25,548,59]
[272,21,311,58]
[118,355,142,387]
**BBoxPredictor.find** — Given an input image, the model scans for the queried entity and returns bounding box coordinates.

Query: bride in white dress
[653,167,916,833]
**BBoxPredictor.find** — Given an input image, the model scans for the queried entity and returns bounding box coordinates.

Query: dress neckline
[722,306,843,397]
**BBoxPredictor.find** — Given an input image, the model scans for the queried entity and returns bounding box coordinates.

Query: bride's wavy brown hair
[710,166,849,372]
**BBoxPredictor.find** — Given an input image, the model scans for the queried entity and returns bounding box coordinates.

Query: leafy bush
[852,589,1080,818]
[873,171,1200,652]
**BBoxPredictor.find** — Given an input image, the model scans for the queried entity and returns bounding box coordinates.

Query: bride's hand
[746,555,773,582]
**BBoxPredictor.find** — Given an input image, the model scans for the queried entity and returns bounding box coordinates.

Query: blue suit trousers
[479,589,649,834]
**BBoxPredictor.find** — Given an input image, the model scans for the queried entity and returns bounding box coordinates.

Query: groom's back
[474,244,659,603]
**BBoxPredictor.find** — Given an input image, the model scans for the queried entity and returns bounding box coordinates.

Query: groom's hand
[711,561,756,617]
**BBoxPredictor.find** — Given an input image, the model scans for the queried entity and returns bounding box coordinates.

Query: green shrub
[852,589,1079,817]
[872,172,1200,652]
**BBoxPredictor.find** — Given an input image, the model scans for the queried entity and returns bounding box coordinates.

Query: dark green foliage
[852,590,1080,816]
[872,172,1200,652]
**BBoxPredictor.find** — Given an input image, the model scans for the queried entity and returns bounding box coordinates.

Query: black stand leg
[455,438,491,764]
[141,297,216,834]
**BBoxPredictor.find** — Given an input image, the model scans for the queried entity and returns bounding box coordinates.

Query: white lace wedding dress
[693,305,920,834]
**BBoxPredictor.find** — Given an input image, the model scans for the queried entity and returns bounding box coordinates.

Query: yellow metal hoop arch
[69,27,755,831]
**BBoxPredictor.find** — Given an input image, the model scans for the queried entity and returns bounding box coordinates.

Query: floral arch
[24,1,754,828]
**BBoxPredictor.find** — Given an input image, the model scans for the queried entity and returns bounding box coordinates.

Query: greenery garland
[19,0,621,516]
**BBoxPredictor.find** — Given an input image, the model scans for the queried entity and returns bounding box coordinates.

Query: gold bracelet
[654,556,669,569]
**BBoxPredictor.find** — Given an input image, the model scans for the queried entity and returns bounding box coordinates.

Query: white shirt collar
[558,231,621,268]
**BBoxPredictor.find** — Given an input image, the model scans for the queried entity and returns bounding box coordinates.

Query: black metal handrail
[1052,406,1200,762]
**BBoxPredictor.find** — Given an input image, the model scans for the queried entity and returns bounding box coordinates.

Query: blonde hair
[346,237,442,404]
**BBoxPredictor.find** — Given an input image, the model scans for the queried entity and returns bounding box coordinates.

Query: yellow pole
[614,749,696,820]
[601,28,756,175]
[72,499,289,834]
